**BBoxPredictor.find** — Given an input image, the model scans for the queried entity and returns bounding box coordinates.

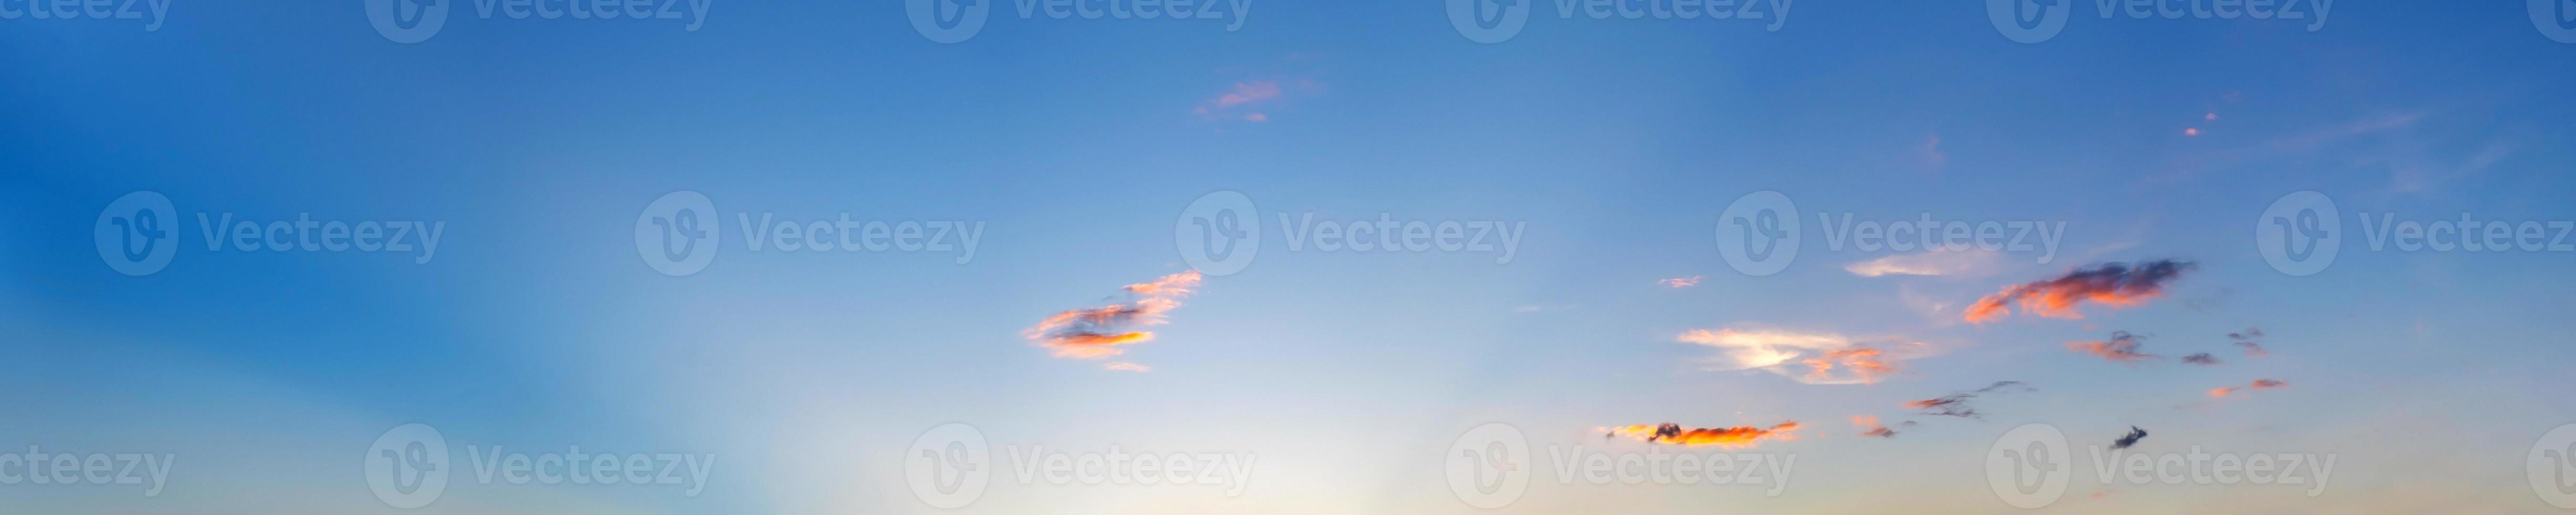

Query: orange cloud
[1803,348,1897,384]
[1852,416,1898,438]
[2210,378,2288,397]
[1606,421,1801,448]
[1024,271,1203,362]
[1675,327,1930,385]
[1964,260,2195,323]
[2066,331,2160,363]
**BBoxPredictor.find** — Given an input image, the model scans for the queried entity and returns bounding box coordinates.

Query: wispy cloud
[1965,260,2195,323]
[2209,378,2288,397]
[2067,331,2160,364]
[2181,353,2221,365]
[1194,79,1316,122]
[1658,275,1704,288]
[1852,416,1904,438]
[2230,327,2270,357]
[1023,271,1204,364]
[1905,380,2033,419]
[1675,327,1928,384]
[1604,421,1800,448]
[1103,362,1152,373]
[1846,249,2003,277]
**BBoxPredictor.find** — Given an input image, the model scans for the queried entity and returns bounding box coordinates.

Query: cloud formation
[1659,275,1704,288]
[1103,362,1152,373]
[2181,353,2222,365]
[1845,249,2002,277]
[1906,380,2034,419]
[2230,327,2270,357]
[2067,331,2160,363]
[1194,79,1315,122]
[1023,271,1204,363]
[1964,260,2196,323]
[1852,416,1902,438]
[1606,421,1801,448]
[2208,378,2289,397]
[1676,328,1925,384]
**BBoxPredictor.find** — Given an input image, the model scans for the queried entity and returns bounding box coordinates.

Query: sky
[5,0,2576,513]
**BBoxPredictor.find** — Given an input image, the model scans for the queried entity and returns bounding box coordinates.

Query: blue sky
[5,1,2576,513]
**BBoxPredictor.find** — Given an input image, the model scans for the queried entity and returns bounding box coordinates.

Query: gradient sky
[6,1,2576,513]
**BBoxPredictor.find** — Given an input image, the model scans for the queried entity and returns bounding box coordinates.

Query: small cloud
[1242,112,1267,122]
[1846,249,2003,277]
[1024,271,1204,363]
[1103,362,1152,373]
[1964,260,2195,323]
[1853,416,1897,438]
[2209,378,2288,397]
[1659,275,1704,288]
[1195,79,1314,122]
[2067,331,2160,364]
[1676,327,1931,385]
[2181,353,2221,365]
[1905,380,2033,419]
[2230,327,2270,357]
[2111,426,2148,449]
